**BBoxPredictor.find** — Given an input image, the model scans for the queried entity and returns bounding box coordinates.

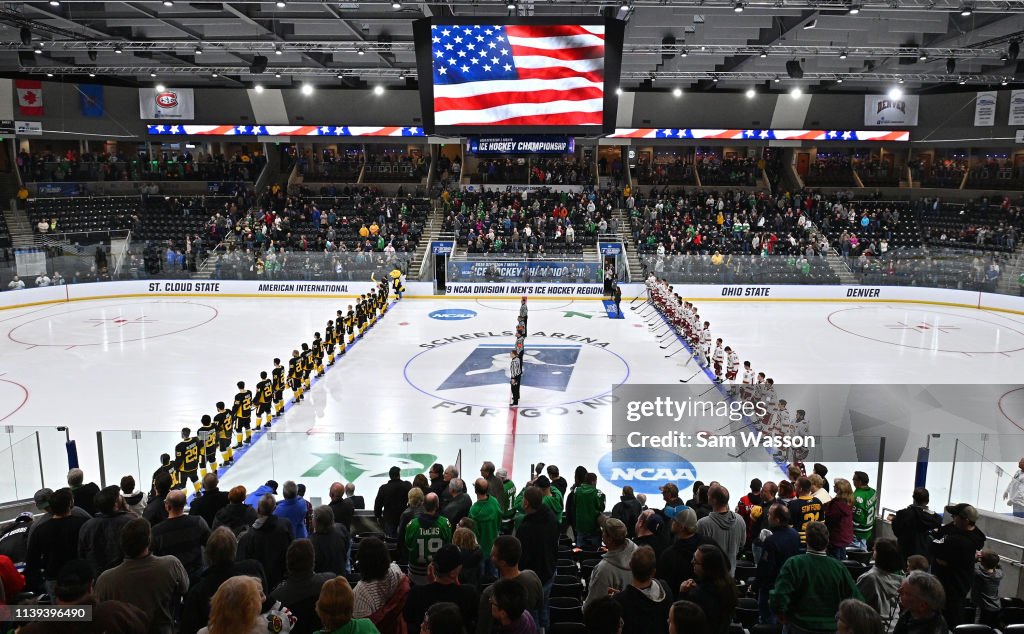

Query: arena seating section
[803,157,855,187]
[697,156,759,187]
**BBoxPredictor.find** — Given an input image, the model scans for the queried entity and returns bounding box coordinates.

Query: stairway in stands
[826,249,860,285]
[2,204,35,249]
[610,207,644,281]
[409,200,445,280]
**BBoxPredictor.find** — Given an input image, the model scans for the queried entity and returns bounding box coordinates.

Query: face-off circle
[403,334,630,409]
[826,307,1024,354]
[0,379,29,423]
[8,301,218,347]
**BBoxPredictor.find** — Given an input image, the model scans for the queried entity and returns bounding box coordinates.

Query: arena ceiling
[1,0,1023,92]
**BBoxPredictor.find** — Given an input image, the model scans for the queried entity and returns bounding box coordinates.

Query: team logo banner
[864,95,919,126]
[974,91,997,127]
[1010,90,1024,126]
[139,87,195,120]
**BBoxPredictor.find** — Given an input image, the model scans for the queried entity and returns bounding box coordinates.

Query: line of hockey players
[638,275,810,463]
[159,276,402,494]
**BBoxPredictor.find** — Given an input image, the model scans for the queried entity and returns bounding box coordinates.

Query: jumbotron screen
[413,18,624,135]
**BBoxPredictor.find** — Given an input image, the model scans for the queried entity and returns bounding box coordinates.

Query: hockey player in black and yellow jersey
[197,414,218,477]
[255,371,274,429]
[324,321,336,366]
[214,401,234,466]
[335,310,348,355]
[272,358,286,416]
[289,349,303,402]
[174,427,201,493]
[312,332,325,378]
[346,306,356,345]
[233,380,253,448]
[300,343,314,390]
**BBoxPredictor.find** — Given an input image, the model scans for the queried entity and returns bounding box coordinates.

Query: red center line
[502,405,518,479]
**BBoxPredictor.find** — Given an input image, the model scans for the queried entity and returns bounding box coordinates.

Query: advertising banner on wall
[864,95,920,126]
[1010,90,1024,125]
[974,91,998,126]
[139,87,195,120]
[449,261,600,281]
[468,136,575,154]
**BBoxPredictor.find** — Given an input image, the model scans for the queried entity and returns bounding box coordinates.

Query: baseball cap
[33,488,53,510]
[644,514,664,534]
[431,544,463,575]
[672,507,699,532]
[15,512,33,523]
[945,503,979,524]
[660,483,679,497]
[266,480,279,493]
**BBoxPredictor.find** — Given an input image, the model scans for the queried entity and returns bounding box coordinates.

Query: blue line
[651,305,788,475]
[187,299,400,504]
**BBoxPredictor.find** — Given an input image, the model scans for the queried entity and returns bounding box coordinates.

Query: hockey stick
[728,445,754,459]
[660,337,679,349]
[679,368,702,382]
[697,384,718,398]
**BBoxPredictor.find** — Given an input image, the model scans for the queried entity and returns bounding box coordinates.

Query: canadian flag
[15,79,43,116]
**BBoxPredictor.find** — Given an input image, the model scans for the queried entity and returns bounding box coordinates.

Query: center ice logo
[437,343,581,392]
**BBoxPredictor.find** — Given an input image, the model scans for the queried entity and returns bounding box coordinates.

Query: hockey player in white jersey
[725,347,740,384]
[711,339,726,383]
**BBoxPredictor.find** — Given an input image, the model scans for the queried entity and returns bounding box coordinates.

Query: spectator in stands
[198,574,294,634]
[667,599,710,634]
[28,488,91,543]
[238,493,294,589]
[477,535,543,634]
[614,545,671,634]
[931,503,986,628]
[452,527,482,589]
[78,485,134,576]
[481,462,507,511]
[68,468,100,517]
[244,480,279,508]
[404,544,478,631]
[179,526,267,634]
[574,473,606,549]
[770,522,863,632]
[311,505,349,577]
[852,471,877,550]
[891,487,942,561]
[660,483,687,521]
[0,552,23,605]
[546,466,568,497]
[272,539,334,634]
[189,474,229,529]
[658,508,714,602]
[121,476,145,517]
[274,480,310,539]
[443,478,472,526]
[856,538,903,632]
[397,488,425,562]
[489,577,537,634]
[0,512,33,570]
[375,466,412,540]
[893,571,947,634]
[470,478,502,579]
[754,503,801,625]
[317,577,379,634]
[212,484,257,534]
[514,485,559,629]
[695,485,746,575]
[19,558,147,634]
[676,544,735,634]
[144,471,172,526]
[824,478,855,560]
[612,486,643,537]
[25,487,88,595]
[345,482,365,509]
[633,510,668,558]
[837,599,884,634]
[585,518,637,609]
[582,596,622,634]
[352,537,409,633]
[328,482,354,533]
[95,518,189,634]
[6,276,25,290]
[151,490,211,582]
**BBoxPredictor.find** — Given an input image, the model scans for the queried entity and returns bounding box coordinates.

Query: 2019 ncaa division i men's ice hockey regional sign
[403,332,629,416]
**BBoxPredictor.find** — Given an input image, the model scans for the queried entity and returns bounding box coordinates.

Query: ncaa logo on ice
[598,447,697,495]
[429,308,477,321]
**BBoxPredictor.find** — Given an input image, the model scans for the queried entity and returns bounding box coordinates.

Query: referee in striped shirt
[509,350,523,407]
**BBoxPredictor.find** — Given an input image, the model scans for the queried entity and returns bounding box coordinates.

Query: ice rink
[1,292,1022,512]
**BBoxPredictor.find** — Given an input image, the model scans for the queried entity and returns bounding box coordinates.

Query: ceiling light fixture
[162,0,173,6]
[155,83,166,92]
[745,87,756,98]
[760,50,768,58]
[836,76,843,83]
[114,45,123,54]
[733,1,744,12]
[254,84,264,93]
[374,85,385,95]
[620,1,630,11]
[918,51,928,61]
[888,87,903,99]
[150,72,157,77]
[46,72,54,77]
[48,0,60,5]
[88,71,96,77]
[194,46,203,55]
[276,0,286,6]
[211,72,219,77]
[959,3,972,16]
[680,48,688,57]
[393,0,403,8]
[357,48,365,56]
[959,76,968,84]
[898,76,905,83]
[839,50,848,59]
[847,4,860,13]
[33,44,42,54]
[615,87,623,95]
[301,83,314,95]
[274,46,282,55]
[774,75,780,83]
[506,0,515,8]
[673,87,682,96]
[275,72,282,78]
[1002,77,1009,85]
[790,87,802,98]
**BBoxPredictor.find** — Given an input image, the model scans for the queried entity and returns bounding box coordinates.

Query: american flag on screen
[431,24,605,127]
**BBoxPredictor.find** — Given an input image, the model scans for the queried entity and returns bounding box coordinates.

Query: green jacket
[470,495,503,555]
[573,484,606,534]
[319,618,381,633]
[853,486,878,541]
[770,552,864,631]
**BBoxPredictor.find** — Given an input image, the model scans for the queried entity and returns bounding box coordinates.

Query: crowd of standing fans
[0,454,1017,633]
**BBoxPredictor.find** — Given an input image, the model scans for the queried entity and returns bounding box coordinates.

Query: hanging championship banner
[864,95,919,126]
[1009,90,1024,125]
[974,91,997,127]
[139,87,195,120]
